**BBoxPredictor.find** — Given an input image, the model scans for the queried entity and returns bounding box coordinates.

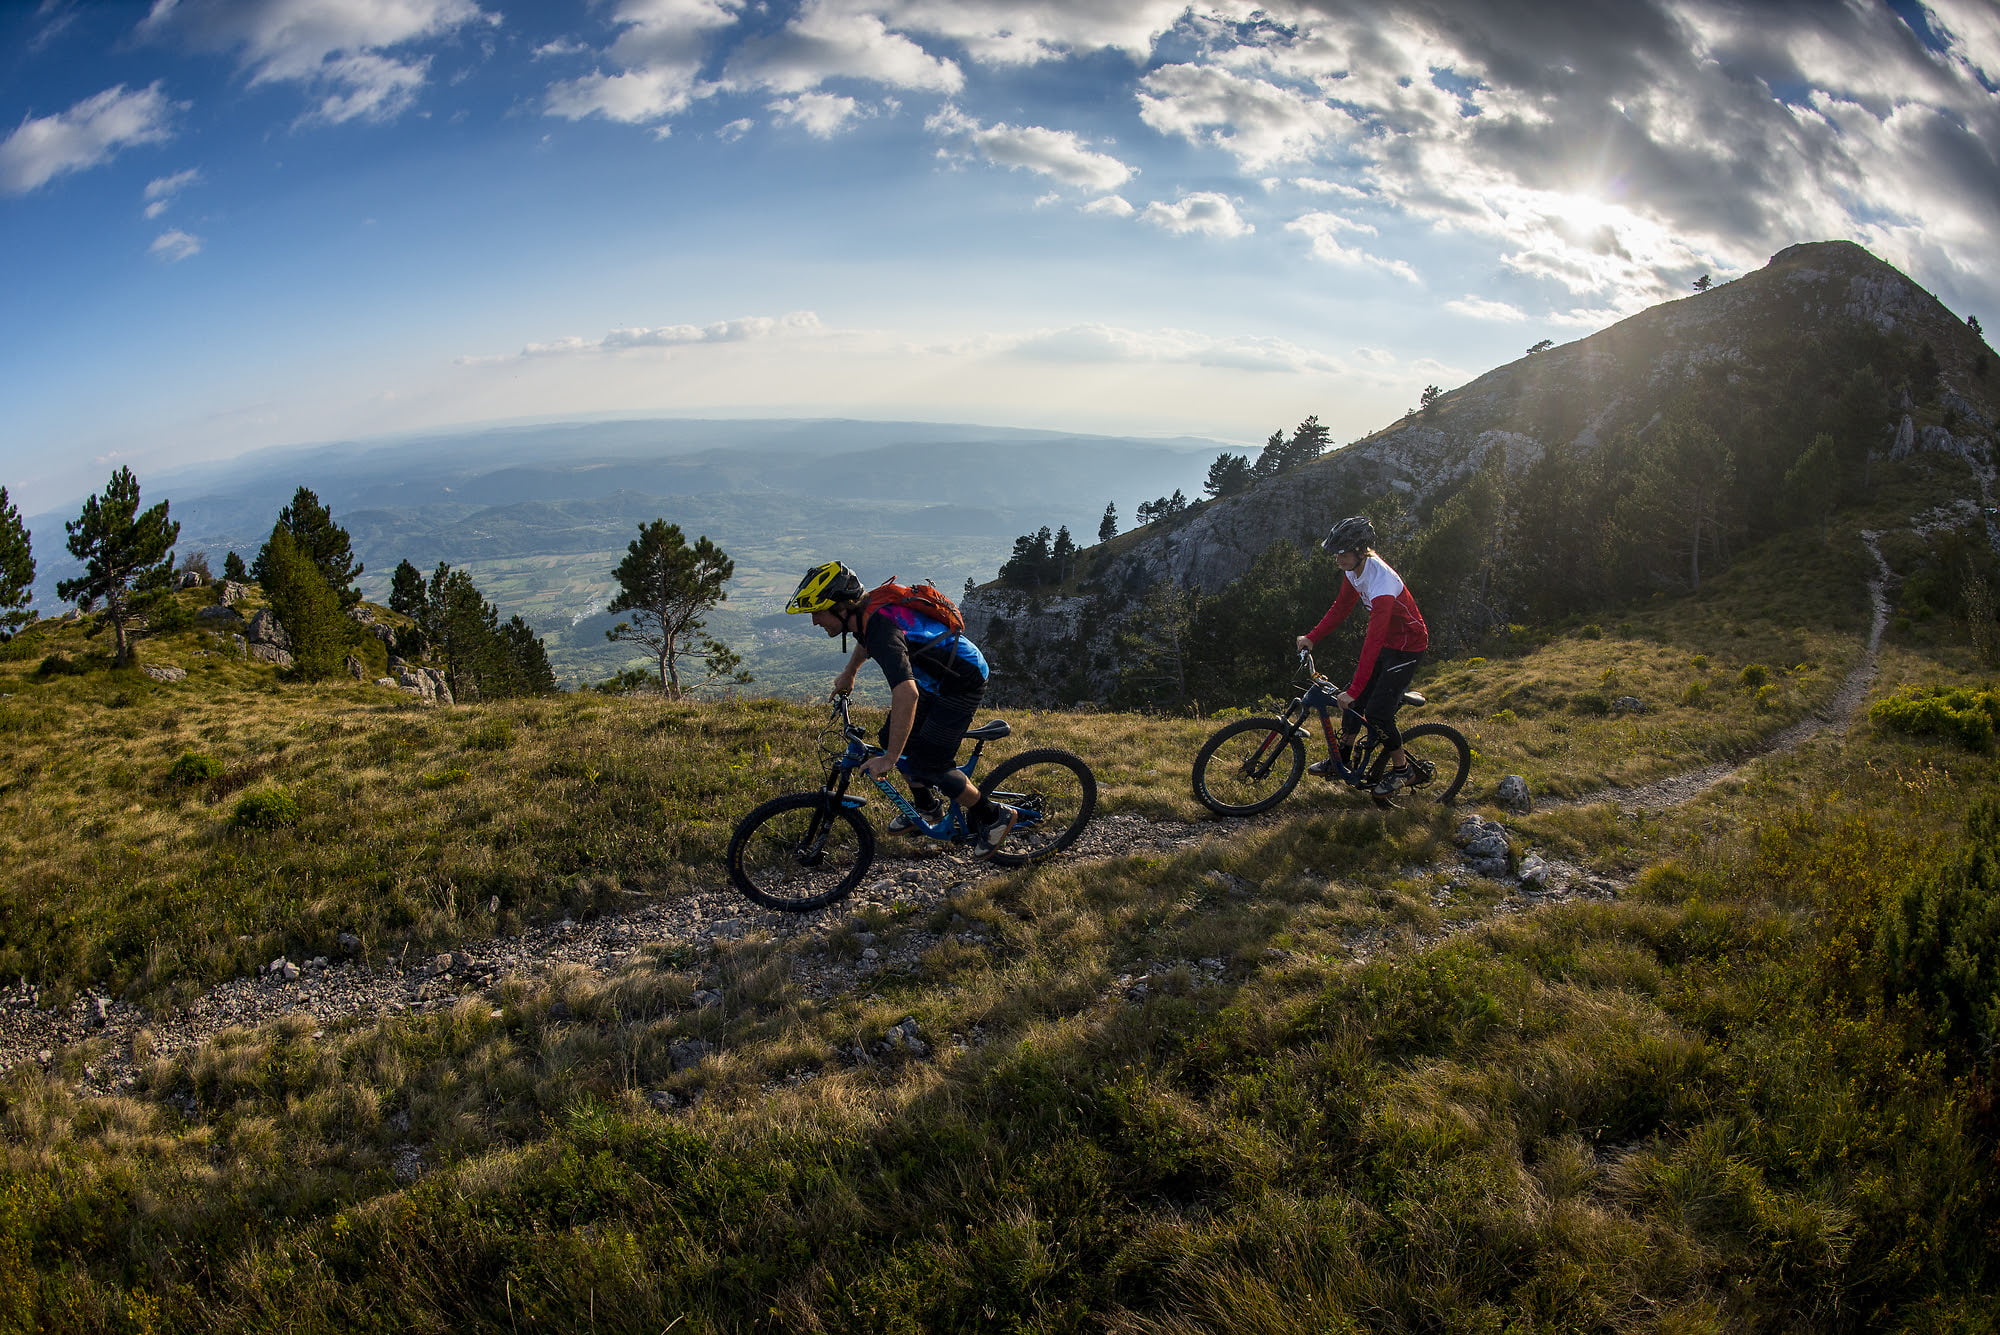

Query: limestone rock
[141,664,187,683]
[1495,775,1532,812]
[217,581,248,606]
[245,609,290,651]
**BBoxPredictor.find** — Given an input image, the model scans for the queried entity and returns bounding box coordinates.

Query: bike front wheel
[1191,717,1305,816]
[1394,722,1472,804]
[726,793,876,911]
[981,748,1097,867]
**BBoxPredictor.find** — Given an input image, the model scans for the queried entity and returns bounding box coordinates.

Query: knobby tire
[727,792,876,912]
[1191,717,1306,816]
[981,748,1097,867]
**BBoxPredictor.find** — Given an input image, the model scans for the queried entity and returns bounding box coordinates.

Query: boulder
[245,609,290,650]
[141,664,187,683]
[1612,696,1646,713]
[175,569,207,590]
[196,604,244,627]
[344,654,367,680]
[1495,775,1532,812]
[248,643,294,667]
[217,581,248,607]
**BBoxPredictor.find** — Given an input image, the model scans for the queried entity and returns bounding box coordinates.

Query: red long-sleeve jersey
[1306,554,1429,696]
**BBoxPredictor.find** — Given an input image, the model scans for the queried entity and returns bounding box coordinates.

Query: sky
[4,0,1998,513]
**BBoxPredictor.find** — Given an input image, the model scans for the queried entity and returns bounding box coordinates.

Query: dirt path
[0,538,1898,1089]
[1562,530,1891,814]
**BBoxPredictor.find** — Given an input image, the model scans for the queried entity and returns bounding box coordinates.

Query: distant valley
[23,418,1226,693]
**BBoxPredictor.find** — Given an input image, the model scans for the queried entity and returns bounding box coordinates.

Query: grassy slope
[2,520,1997,1332]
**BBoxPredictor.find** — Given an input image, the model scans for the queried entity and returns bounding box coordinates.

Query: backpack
[860,578,965,636]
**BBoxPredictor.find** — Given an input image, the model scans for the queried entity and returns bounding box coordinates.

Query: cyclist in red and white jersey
[1294,515,1430,795]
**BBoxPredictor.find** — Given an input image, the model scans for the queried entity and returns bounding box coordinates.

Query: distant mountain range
[21,418,1228,690]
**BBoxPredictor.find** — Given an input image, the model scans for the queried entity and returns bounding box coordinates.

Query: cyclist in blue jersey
[787,561,1017,859]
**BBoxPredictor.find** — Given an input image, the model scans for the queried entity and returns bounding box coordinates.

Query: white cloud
[0,82,178,195]
[149,229,201,261]
[544,0,741,125]
[1137,63,1356,169]
[725,0,961,95]
[999,322,1343,374]
[926,105,1133,192]
[142,166,202,217]
[1140,191,1252,239]
[470,310,823,362]
[140,0,490,124]
[1445,294,1525,322]
[1081,195,1134,217]
[847,0,1193,66]
[1293,176,1367,198]
[717,116,755,140]
[1285,211,1416,278]
[768,91,867,137]
[1352,347,1397,365]
[532,37,589,60]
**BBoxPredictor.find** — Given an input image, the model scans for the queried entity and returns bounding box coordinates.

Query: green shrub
[467,719,515,751]
[1755,684,1781,711]
[231,788,301,829]
[1879,798,2000,1052]
[1464,657,1486,667]
[1681,681,1709,708]
[1740,663,1770,687]
[1869,685,2000,750]
[35,653,85,677]
[167,752,225,784]
[1690,655,1709,670]
[420,767,472,789]
[1571,692,1611,716]
[1578,624,1602,639]
[1488,708,1517,725]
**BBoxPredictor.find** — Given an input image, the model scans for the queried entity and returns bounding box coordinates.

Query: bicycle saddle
[965,719,1012,741]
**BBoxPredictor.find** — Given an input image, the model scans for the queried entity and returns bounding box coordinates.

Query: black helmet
[1321,515,1375,554]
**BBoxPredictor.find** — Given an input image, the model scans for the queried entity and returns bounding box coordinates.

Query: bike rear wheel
[727,792,876,911]
[1192,717,1305,816]
[1392,722,1472,804]
[981,748,1097,867]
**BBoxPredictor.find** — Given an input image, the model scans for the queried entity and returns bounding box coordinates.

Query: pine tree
[1252,429,1285,478]
[56,467,180,668]
[253,487,362,606]
[222,550,247,582]
[1098,502,1118,543]
[1051,526,1077,582]
[0,486,35,638]
[606,520,749,697]
[1204,453,1253,498]
[1287,415,1330,468]
[258,524,349,679]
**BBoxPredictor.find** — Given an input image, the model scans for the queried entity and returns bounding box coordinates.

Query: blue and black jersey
[862,605,988,704]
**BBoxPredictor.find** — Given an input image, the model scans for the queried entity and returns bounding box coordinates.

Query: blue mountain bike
[726,694,1097,911]
[1191,651,1470,815]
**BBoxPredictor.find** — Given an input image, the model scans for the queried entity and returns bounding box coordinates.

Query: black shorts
[1352,648,1423,725]
[881,691,982,787]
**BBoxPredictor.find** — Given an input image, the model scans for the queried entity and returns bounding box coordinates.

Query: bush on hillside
[167,752,224,785]
[1869,684,2000,749]
[34,652,86,677]
[1879,797,2000,1053]
[231,787,301,829]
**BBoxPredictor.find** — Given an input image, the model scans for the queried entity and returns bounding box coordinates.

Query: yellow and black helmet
[786,560,863,614]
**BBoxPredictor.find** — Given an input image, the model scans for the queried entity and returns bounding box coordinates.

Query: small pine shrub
[1578,624,1602,640]
[167,753,224,785]
[1489,708,1517,725]
[1690,655,1709,671]
[1755,684,1781,711]
[1869,685,2000,750]
[231,788,301,829]
[1879,798,2000,1052]
[1740,664,1770,687]
[1681,681,1709,708]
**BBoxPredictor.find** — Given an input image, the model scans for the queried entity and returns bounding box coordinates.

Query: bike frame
[813,695,1035,845]
[1275,652,1402,789]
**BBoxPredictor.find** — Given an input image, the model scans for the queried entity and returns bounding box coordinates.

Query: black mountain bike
[1191,651,1470,816]
[726,695,1097,912]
